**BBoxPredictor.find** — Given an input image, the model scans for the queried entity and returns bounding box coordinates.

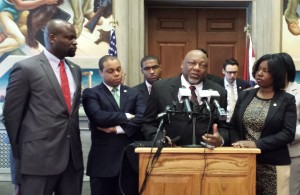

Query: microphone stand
[181,110,202,148]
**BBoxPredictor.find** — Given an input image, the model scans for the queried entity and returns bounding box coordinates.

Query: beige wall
[114,0,283,87]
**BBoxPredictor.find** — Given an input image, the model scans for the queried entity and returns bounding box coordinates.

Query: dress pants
[21,155,83,195]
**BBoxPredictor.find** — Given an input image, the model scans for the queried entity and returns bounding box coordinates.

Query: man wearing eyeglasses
[218,58,250,122]
[142,49,229,147]
[133,55,162,103]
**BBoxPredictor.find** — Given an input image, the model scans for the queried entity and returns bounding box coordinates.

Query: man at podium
[141,49,229,147]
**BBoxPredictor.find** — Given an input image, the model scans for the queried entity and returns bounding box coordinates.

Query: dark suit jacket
[142,75,229,146]
[214,78,250,96]
[3,52,83,175]
[133,82,150,104]
[230,88,296,165]
[82,83,145,177]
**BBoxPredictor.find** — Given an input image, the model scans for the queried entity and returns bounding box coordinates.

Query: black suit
[82,83,145,195]
[133,82,150,103]
[230,88,296,165]
[142,75,229,146]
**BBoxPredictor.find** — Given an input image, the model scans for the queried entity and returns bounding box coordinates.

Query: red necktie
[59,60,71,113]
[189,85,198,103]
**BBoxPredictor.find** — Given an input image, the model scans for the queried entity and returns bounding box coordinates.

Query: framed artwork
[282,0,300,82]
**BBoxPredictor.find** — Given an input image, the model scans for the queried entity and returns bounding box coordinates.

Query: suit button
[67,135,71,138]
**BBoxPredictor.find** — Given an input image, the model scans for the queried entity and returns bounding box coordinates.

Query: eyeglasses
[225,71,238,75]
[186,61,208,70]
[142,65,161,71]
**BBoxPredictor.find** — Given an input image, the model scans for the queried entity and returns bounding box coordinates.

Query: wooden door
[148,8,246,79]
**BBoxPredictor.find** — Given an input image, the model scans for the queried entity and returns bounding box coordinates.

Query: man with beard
[3,19,83,195]
[142,49,229,147]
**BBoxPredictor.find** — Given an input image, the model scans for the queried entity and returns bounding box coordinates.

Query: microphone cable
[139,127,165,195]
[118,142,136,195]
[200,103,213,195]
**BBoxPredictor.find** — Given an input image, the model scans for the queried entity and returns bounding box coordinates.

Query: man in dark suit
[82,55,145,195]
[142,49,229,147]
[216,58,250,122]
[3,19,83,195]
[133,55,162,103]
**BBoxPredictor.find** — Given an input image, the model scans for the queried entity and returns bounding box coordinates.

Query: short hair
[277,52,296,82]
[98,55,118,71]
[222,58,239,69]
[252,54,286,91]
[196,48,208,58]
[140,55,160,68]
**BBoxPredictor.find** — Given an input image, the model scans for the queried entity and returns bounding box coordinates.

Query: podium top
[135,147,261,154]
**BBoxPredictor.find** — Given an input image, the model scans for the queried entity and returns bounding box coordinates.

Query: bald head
[181,49,209,84]
[43,19,77,59]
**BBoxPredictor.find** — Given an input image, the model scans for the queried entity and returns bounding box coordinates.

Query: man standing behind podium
[82,55,145,195]
[3,19,83,195]
[133,55,162,103]
[142,49,229,147]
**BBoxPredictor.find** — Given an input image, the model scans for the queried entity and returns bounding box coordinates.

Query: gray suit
[3,52,83,193]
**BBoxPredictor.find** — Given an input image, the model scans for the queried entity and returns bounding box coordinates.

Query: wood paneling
[137,147,260,195]
[148,8,246,79]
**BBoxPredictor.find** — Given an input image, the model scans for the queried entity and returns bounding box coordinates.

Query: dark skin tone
[44,20,77,60]
[181,50,223,147]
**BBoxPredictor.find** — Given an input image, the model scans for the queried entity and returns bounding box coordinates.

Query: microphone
[178,87,192,114]
[201,97,211,112]
[156,105,171,120]
[212,99,227,121]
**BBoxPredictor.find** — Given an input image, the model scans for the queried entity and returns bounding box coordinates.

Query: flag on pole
[108,28,117,57]
[243,34,256,86]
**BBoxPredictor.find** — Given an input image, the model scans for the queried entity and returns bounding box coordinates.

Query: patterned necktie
[189,85,198,104]
[228,83,236,119]
[59,60,71,113]
[112,87,120,107]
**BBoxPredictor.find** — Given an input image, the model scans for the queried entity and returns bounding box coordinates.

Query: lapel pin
[124,90,127,93]
[273,103,277,106]
[239,86,242,89]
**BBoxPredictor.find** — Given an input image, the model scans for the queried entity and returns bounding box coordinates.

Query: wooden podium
[135,147,260,195]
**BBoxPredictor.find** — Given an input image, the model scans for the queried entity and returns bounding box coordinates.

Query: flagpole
[243,24,251,80]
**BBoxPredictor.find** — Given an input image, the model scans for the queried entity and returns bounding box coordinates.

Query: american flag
[243,34,256,86]
[108,28,117,57]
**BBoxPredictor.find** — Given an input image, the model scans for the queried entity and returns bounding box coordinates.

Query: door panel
[148,8,197,78]
[148,8,246,79]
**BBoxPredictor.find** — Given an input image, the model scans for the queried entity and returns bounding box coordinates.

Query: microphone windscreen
[178,88,191,97]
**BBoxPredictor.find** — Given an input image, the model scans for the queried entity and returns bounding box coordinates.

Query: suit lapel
[65,60,80,114]
[101,83,120,110]
[120,85,129,110]
[39,53,68,112]
[261,91,284,131]
[141,83,150,97]
[170,76,182,109]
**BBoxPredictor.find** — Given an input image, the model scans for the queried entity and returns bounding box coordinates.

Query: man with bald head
[3,19,83,195]
[142,49,229,147]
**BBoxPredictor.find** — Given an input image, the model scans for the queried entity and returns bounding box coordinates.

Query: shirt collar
[103,82,120,92]
[224,77,236,87]
[44,49,63,68]
[180,75,203,91]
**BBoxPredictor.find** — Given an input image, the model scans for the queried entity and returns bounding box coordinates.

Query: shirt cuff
[116,125,125,134]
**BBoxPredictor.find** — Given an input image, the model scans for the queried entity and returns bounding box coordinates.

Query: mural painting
[0,0,114,113]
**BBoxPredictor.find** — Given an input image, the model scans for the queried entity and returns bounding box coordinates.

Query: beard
[188,76,202,85]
